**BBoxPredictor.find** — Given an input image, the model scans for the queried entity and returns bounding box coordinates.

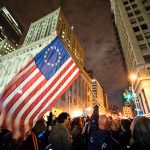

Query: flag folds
[0,37,80,139]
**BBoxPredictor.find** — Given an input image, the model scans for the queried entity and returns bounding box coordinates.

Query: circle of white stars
[44,46,62,67]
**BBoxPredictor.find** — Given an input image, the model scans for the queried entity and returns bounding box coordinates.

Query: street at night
[0,0,150,150]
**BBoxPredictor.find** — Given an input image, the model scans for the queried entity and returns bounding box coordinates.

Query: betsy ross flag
[0,37,80,139]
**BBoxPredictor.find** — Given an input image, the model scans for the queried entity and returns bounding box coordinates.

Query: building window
[142,89,150,112]
[129,0,135,3]
[132,4,137,8]
[136,34,144,41]
[147,68,150,74]
[123,1,128,5]
[143,55,150,63]
[125,6,131,11]
[128,12,134,17]
[130,18,137,24]
[134,9,141,15]
[142,0,150,5]
[141,24,148,30]
[137,16,144,22]
[133,26,140,32]
[144,32,150,39]
[139,44,148,51]
[145,6,150,11]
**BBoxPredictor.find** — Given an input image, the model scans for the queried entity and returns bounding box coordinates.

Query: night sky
[0,0,128,109]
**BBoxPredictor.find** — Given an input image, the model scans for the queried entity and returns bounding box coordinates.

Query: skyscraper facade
[0,6,22,44]
[92,79,108,113]
[111,0,150,114]
[0,39,16,57]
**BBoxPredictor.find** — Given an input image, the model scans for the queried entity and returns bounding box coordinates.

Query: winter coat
[48,124,71,150]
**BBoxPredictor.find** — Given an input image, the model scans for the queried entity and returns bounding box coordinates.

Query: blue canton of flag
[34,37,70,80]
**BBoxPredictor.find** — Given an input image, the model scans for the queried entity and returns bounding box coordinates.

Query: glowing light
[72,109,83,118]
[86,107,92,112]
[130,74,137,81]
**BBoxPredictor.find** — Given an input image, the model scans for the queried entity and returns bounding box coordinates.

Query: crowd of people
[0,105,150,150]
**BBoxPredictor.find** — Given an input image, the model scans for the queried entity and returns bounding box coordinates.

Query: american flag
[0,37,80,139]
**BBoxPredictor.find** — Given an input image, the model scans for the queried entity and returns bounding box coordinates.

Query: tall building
[0,6,22,44]
[0,38,16,57]
[111,0,150,114]
[92,79,107,113]
[0,8,95,116]
[86,70,108,113]
[123,106,133,118]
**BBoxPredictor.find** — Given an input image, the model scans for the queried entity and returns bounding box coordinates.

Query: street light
[129,73,138,115]
[130,74,137,81]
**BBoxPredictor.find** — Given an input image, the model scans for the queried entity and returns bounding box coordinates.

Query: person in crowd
[0,118,47,150]
[130,116,142,135]
[82,116,90,135]
[118,119,131,149]
[71,117,84,150]
[88,105,122,150]
[0,130,22,149]
[130,116,150,150]
[22,118,47,150]
[66,117,72,136]
[129,115,142,146]
[48,112,71,150]
[72,117,83,141]
[110,119,120,141]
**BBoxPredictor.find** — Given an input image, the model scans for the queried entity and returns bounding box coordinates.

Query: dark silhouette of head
[132,116,150,149]
[57,112,69,124]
